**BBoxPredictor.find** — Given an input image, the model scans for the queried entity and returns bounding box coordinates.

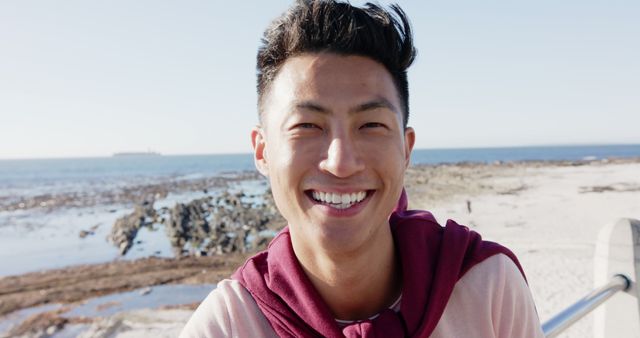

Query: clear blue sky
[1,0,638,159]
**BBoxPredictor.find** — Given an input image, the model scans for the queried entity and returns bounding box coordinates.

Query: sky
[1,0,638,159]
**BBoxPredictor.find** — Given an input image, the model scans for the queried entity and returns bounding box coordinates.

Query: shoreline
[0,254,251,317]
[3,157,637,214]
[1,158,639,337]
[0,170,263,213]
[0,254,249,336]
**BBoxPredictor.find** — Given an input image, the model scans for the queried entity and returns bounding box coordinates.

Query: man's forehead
[280,53,392,84]
[293,97,400,116]
[266,53,402,112]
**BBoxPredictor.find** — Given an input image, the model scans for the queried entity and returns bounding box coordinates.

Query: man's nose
[319,135,365,178]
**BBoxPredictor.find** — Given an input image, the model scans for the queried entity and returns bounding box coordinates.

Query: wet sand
[0,254,248,337]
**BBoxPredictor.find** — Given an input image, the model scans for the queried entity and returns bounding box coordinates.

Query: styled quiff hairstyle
[257,0,416,128]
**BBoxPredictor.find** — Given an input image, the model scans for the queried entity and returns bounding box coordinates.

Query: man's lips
[304,189,374,210]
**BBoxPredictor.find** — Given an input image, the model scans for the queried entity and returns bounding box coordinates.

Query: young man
[181,1,544,337]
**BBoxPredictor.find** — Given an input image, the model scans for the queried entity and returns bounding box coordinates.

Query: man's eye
[296,123,320,129]
[361,122,386,129]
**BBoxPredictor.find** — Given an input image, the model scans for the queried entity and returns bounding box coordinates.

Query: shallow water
[0,303,62,335]
[63,284,215,318]
[0,203,176,276]
[0,179,268,277]
[0,206,130,276]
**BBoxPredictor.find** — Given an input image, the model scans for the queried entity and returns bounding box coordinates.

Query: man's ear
[251,126,269,177]
[403,127,415,169]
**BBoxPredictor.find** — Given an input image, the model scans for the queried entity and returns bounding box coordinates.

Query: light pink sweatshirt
[180,254,544,337]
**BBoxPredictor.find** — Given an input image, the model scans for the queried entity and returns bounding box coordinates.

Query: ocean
[1,144,639,197]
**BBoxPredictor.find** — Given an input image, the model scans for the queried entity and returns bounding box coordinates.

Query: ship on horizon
[112,151,161,157]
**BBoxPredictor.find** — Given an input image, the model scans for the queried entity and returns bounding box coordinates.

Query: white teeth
[310,190,368,208]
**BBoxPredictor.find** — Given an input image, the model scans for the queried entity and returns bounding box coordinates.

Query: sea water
[0,153,255,198]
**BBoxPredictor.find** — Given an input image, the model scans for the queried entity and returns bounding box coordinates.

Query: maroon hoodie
[232,190,525,337]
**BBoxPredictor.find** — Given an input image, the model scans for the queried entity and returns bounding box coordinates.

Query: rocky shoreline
[108,189,284,257]
[0,170,263,213]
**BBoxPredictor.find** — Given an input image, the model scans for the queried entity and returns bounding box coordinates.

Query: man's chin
[295,218,380,253]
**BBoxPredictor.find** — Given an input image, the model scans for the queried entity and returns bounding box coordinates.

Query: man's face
[252,53,415,254]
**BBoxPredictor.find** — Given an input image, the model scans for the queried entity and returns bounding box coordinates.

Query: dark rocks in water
[164,189,282,257]
[107,186,284,258]
[78,230,93,239]
[79,223,101,238]
[164,197,212,256]
[108,203,157,255]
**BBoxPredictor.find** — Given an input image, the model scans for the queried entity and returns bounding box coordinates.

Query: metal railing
[541,274,632,337]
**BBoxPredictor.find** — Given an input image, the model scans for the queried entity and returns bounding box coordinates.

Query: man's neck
[292,224,401,321]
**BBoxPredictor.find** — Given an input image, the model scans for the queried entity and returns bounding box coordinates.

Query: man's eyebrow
[350,98,398,114]
[293,98,398,115]
[294,101,330,114]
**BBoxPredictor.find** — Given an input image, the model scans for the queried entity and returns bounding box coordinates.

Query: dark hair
[257,0,416,128]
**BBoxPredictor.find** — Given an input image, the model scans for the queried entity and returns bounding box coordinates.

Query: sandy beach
[1,159,639,337]
[406,159,640,337]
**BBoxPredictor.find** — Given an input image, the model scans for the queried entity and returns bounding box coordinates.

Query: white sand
[73,161,640,338]
[76,309,192,338]
[422,162,640,338]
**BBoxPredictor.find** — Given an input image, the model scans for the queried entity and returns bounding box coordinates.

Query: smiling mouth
[306,190,372,209]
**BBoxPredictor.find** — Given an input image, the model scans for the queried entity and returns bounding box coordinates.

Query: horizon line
[1,142,639,161]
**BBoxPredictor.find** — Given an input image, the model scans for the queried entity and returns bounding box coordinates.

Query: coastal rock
[107,202,156,255]
[163,189,282,257]
[106,185,284,257]
[78,230,93,238]
[164,197,212,256]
